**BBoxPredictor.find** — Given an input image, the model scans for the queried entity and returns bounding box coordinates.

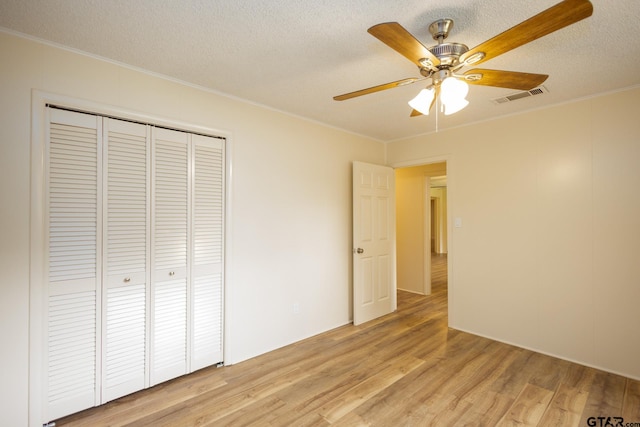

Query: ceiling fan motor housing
[429,42,469,67]
[420,42,469,76]
[425,18,469,68]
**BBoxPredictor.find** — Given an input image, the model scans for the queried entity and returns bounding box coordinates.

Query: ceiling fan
[334,0,593,116]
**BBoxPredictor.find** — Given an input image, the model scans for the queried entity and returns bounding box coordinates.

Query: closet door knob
[124,277,131,283]
[169,271,175,277]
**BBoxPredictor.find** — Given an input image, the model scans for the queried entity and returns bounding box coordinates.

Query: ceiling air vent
[492,86,549,104]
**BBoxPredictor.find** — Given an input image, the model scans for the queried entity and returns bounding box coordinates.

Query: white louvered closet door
[102,118,150,402]
[40,107,225,424]
[191,135,225,370]
[151,127,190,385]
[46,108,101,421]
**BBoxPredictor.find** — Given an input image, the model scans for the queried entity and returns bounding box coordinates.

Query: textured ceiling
[1,0,639,142]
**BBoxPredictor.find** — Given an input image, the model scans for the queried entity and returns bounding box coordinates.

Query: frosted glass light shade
[440,77,468,104]
[440,77,469,115]
[443,98,469,115]
[408,88,435,115]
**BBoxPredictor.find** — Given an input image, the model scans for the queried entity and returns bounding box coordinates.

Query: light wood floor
[58,254,640,426]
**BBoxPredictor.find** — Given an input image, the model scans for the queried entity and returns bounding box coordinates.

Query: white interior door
[352,161,396,325]
[45,108,101,421]
[102,117,150,402]
[191,134,225,370]
[150,127,189,385]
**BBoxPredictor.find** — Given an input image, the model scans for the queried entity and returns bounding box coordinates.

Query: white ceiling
[1,0,639,142]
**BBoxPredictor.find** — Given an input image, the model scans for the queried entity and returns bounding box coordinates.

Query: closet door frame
[29,91,233,427]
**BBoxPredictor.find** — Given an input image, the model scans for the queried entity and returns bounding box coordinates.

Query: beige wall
[0,31,385,426]
[396,163,446,294]
[388,86,640,380]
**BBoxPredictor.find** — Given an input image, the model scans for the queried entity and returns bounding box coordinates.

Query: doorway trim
[391,155,454,326]
[423,176,432,295]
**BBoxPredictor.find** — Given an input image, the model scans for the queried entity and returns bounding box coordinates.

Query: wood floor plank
[318,354,424,423]
[389,390,477,426]
[562,363,597,391]
[208,395,287,426]
[262,345,401,425]
[446,341,521,402]
[529,354,571,391]
[327,412,371,426]
[57,366,228,426]
[54,254,638,427]
[622,379,640,421]
[424,394,474,426]
[489,349,539,398]
[371,317,447,361]
[497,383,554,426]
[350,339,504,424]
[538,383,589,427]
[579,371,627,426]
[136,367,310,426]
[457,391,515,426]
[346,357,445,422]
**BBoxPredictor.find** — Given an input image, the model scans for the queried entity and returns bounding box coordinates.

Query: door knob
[354,248,364,254]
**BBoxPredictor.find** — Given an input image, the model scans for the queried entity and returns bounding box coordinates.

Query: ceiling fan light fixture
[334,0,594,121]
[408,87,435,115]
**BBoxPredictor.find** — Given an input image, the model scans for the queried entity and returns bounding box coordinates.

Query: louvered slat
[152,279,187,384]
[193,274,223,368]
[106,122,148,276]
[49,122,97,284]
[193,143,224,266]
[103,285,145,400]
[154,137,188,269]
[48,294,96,382]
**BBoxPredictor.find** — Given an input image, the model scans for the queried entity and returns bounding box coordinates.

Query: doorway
[395,162,448,299]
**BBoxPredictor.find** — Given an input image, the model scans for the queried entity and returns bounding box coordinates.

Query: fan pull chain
[435,96,439,133]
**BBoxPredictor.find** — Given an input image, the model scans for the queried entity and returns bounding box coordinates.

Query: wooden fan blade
[333,77,422,101]
[368,22,441,68]
[460,0,593,66]
[463,69,548,90]
[410,109,423,117]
